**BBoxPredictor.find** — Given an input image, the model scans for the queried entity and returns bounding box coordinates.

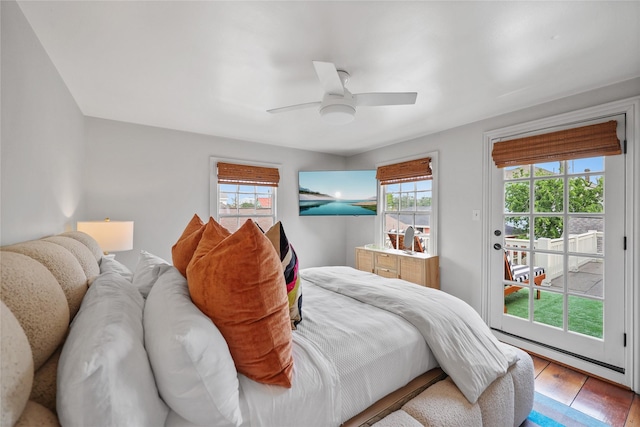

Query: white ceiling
[17,1,640,156]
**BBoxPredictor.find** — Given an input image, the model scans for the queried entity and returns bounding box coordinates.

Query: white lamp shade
[77,220,134,252]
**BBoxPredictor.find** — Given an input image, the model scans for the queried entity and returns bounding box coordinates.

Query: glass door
[490,154,625,370]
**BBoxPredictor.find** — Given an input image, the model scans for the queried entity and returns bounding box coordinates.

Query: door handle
[493,243,502,250]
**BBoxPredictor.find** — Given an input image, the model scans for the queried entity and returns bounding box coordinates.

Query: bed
[1,227,534,427]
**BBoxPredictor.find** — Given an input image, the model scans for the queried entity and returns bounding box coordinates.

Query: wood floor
[529,354,640,426]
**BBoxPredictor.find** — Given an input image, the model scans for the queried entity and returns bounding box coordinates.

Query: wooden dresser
[355,246,440,289]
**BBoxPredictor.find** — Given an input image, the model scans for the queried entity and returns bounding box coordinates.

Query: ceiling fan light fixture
[320,104,355,125]
[267,61,417,121]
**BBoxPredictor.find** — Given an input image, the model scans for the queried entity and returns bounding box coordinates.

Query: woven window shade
[217,162,280,187]
[376,157,432,185]
[492,121,620,168]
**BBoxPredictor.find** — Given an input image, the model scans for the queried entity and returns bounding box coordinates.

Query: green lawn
[504,288,603,338]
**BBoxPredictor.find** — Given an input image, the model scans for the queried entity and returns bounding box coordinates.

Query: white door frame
[481,97,639,391]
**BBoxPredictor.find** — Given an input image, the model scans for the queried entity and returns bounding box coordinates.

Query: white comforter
[166,266,515,427]
[301,266,518,404]
[166,266,435,427]
[238,269,435,426]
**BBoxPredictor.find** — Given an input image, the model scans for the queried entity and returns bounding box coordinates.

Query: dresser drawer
[354,247,439,289]
[374,252,397,270]
[375,267,397,279]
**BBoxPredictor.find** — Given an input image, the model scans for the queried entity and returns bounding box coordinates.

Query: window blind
[376,157,432,185]
[492,120,621,168]
[217,162,280,187]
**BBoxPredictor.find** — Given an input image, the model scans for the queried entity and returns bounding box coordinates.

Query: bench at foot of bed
[345,346,534,427]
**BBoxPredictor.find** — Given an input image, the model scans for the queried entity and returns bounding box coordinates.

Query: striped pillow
[265,222,302,329]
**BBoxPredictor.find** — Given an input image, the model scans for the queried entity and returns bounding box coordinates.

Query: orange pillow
[186,219,293,388]
[172,215,230,276]
[171,214,206,276]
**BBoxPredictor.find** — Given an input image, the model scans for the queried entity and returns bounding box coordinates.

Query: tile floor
[529,354,639,427]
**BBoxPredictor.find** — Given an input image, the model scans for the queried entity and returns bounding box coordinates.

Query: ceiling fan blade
[354,92,417,107]
[312,61,344,96]
[267,101,321,114]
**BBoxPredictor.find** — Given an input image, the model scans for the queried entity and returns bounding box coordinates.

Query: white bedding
[166,266,514,427]
[166,269,435,427]
[302,266,518,404]
[240,279,436,425]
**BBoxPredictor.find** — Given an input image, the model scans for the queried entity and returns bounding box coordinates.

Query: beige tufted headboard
[1,231,102,427]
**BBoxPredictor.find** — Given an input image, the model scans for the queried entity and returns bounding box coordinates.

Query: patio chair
[504,252,545,312]
[388,232,424,252]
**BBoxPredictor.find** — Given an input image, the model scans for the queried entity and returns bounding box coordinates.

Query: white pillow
[132,250,170,297]
[144,266,242,427]
[57,272,168,427]
[99,255,133,281]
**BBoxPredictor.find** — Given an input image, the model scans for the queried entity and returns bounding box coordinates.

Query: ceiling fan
[267,61,418,124]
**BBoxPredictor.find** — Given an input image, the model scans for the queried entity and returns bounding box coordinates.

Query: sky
[505,156,605,175]
[299,170,377,199]
[543,157,604,174]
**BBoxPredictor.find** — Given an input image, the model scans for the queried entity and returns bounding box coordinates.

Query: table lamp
[77,218,134,255]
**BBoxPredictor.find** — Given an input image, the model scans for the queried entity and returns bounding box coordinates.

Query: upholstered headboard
[1,231,102,426]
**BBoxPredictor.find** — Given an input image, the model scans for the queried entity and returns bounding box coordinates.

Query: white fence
[505,230,602,281]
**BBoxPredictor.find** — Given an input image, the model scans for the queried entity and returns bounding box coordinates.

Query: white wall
[3,0,638,391]
[1,0,86,245]
[84,118,347,269]
[347,77,640,311]
[3,0,638,316]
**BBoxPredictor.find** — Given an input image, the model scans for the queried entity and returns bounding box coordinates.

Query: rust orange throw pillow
[172,215,230,277]
[186,219,293,388]
[171,214,206,276]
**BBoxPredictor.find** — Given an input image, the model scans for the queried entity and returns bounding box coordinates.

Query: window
[213,160,279,232]
[377,157,435,254]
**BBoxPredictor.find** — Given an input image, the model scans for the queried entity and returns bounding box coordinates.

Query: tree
[504,165,603,239]
[386,193,398,210]
[569,175,604,213]
[386,193,432,211]
[532,174,563,239]
[418,196,432,208]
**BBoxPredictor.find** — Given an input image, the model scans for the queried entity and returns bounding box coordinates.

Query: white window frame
[209,157,279,230]
[376,152,438,255]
